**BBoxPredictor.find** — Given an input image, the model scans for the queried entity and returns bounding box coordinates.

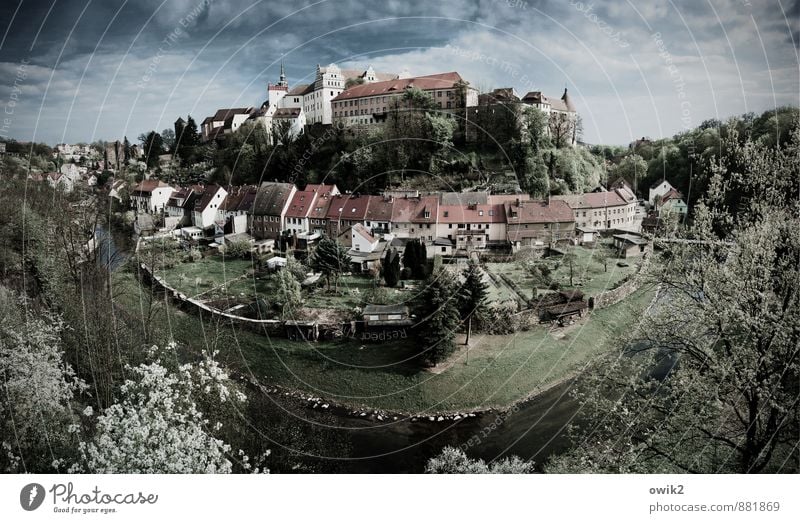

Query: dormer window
[424,211,430,219]
[443,211,448,218]
[479,210,484,216]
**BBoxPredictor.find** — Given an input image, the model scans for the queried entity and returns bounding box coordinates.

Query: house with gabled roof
[131,179,174,214]
[364,195,394,236]
[284,189,317,234]
[249,182,296,240]
[505,198,575,247]
[324,194,371,237]
[200,107,254,142]
[658,188,688,218]
[165,187,201,228]
[436,200,506,252]
[649,179,676,205]
[552,189,637,231]
[192,184,227,231]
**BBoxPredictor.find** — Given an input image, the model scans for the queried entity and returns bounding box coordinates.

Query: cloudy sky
[0,0,797,146]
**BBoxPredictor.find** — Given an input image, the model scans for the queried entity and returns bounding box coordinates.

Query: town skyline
[0,0,798,146]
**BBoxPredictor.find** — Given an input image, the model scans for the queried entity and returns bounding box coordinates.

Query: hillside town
[0,0,796,486]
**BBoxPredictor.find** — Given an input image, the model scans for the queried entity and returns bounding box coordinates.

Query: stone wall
[589,256,649,310]
[137,262,284,337]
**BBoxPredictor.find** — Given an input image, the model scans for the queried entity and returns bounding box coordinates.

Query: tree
[549,124,800,473]
[417,268,461,366]
[561,248,578,286]
[122,136,132,165]
[344,76,365,89]
[274,269,302,319]
[612,153,647,194]
[222,238,251,259]
[310,236,351,291]
[382,248,401,287]
[138,131,164,169]
[76,345,252,473]
[0,288,85,473]
[549,112,576,149]
[272,119,294,147]
[426,447,534,473]
[402,239,428,279]
[522,106,549,153]
[593,245,615,272]
[161,128,176,152]
[458,260,488,348]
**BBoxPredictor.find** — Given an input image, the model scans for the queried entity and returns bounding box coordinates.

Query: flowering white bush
[78,346,251,474]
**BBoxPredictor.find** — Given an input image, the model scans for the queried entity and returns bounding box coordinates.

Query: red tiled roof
[390,197,418,223]
[364,195,393,221]
[411,196,439,224]
[194,185,225,212]
[661,188,684,202]
[307,194,332,220]
[439,203,505,223]
[285,190,316,218]
[505,199,574,224]
[552,190,629,209]
[332,72,464,102]
[304,183,339,197]
[352,223,376,243]
[325,194,370,221]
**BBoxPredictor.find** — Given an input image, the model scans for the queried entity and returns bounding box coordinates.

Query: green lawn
[113,269,655,414]
[156,255,256,298]
[487,242,639,299]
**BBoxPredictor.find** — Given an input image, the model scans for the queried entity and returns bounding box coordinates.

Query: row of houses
[130,178,639,256]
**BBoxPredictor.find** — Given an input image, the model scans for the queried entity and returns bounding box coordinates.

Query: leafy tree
[344,76,365,89]
[549,124,800,473]
[426,447,534,473]
[310,236,351,291]
[222,238,251,259]
[458,260,488,347]
[138,131,164,169]
[417,268,461,366]
[274,268,302,319]
[272,119,294,147]
[549,112,576,149]
[382,247,401,287]
[611,153,647,194]
[161,128,176,152]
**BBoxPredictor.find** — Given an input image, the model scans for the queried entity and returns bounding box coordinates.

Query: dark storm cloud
[0,0,797,145]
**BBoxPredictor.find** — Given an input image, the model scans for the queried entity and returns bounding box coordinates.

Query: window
[448,224,453,229]
[443,211,449,217]
[441,247,446,252]
[479,210,483,216]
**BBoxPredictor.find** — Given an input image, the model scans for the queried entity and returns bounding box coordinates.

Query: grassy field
[113,269,655,414]
[487,243,639,299]
[156,255,256,298]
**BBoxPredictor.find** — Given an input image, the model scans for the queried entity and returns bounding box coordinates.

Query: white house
[192,185,228,231]
[47,172,74,192]
[131,180,174,214]
[649,179,676,205]
[351,223,379,253]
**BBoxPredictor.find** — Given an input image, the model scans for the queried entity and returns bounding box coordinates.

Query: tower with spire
[267,60,290,108]
[278,61,288,88]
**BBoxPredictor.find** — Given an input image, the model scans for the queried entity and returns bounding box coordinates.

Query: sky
[0,0,797,146]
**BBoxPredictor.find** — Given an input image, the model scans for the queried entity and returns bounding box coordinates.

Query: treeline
[600,106,800,206]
